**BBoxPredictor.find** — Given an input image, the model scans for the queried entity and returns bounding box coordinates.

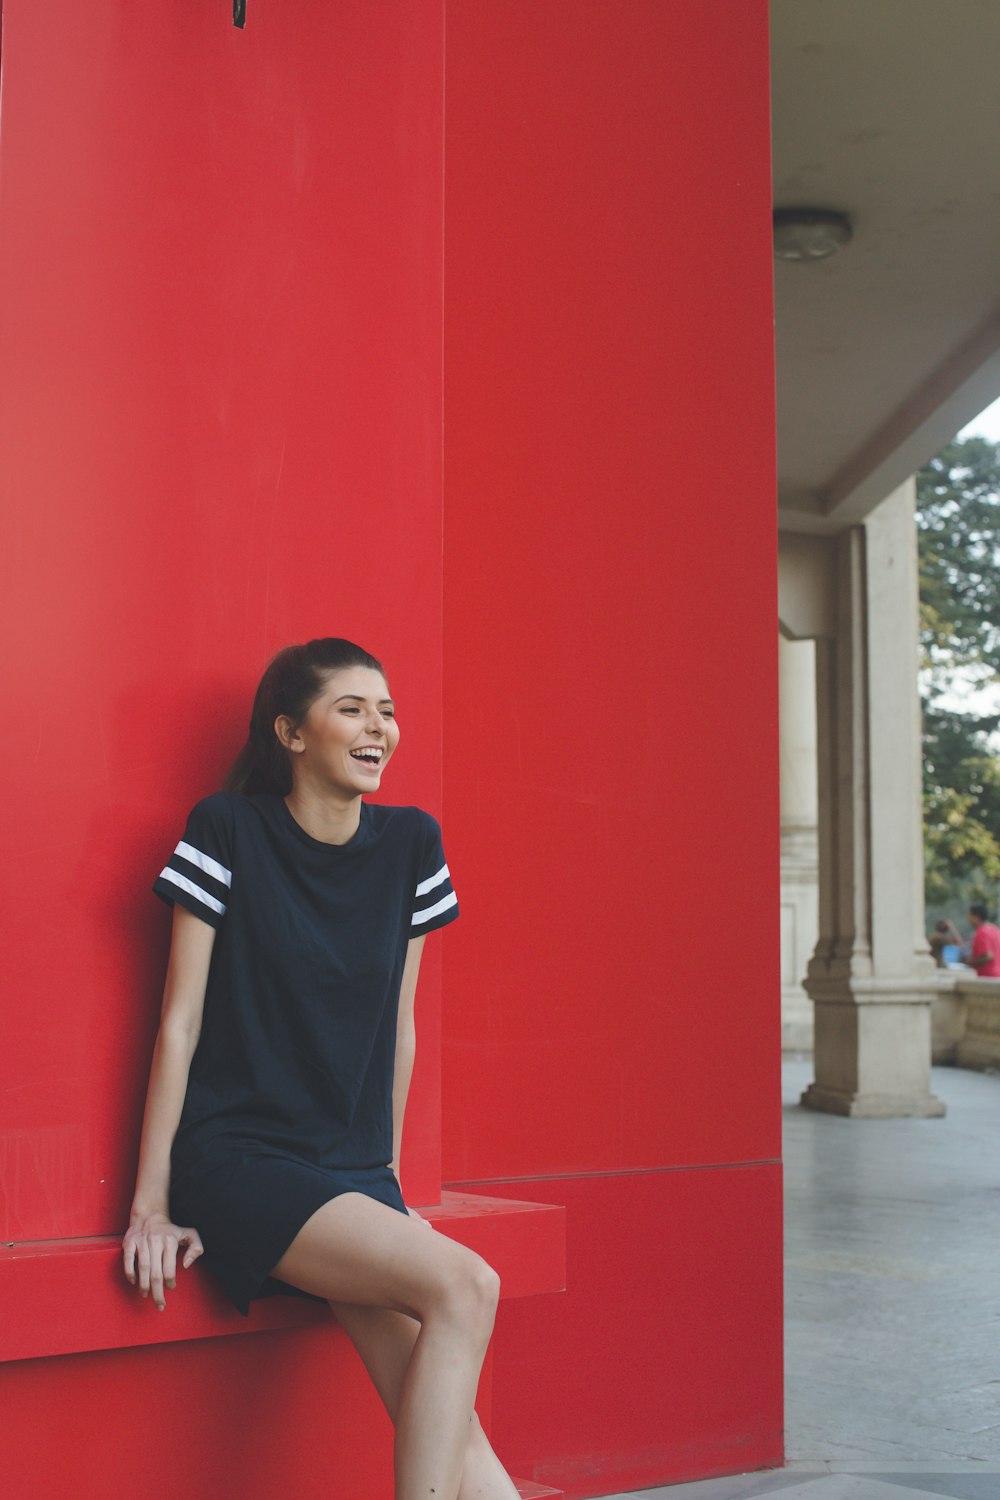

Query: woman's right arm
[122,904,215,1310]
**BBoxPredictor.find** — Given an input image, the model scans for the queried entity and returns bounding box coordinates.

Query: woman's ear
[274,715,305,754]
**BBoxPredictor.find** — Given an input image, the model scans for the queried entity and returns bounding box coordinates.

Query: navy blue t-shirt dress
[152,791,459,1315]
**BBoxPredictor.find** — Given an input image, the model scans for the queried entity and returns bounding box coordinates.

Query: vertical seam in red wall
[439,0,448,823]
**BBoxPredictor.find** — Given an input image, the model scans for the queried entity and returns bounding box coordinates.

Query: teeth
[350,749,383,762]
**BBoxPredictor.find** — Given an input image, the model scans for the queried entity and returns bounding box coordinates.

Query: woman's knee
[471,1257,501,1319]
[435,1250,500,1330]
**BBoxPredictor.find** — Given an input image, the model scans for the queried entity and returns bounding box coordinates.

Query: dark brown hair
[224,637,386,796]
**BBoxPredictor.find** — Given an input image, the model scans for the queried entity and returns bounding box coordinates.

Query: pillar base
[803,971,945,1118]
[800,1080,945,1117]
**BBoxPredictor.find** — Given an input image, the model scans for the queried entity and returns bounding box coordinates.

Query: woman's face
[281,665,400,796]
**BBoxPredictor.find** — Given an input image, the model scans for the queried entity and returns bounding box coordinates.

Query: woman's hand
[122,1212,204,1311]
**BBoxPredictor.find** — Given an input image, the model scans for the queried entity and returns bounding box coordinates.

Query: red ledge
[0,1191,565,1365]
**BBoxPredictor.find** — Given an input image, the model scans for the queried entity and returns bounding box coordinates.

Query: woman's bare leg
[330,1300,521,1500]
[270,1194,501,1500]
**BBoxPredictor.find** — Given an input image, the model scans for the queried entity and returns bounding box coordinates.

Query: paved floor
[597,1057,1000,1500]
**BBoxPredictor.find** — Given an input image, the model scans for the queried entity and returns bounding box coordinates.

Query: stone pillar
[802,480,944,1116]
[779,633,819,1051]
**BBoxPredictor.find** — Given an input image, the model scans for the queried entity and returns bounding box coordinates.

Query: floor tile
[622,1478,1000,1500]
[869,1477,1000,1499]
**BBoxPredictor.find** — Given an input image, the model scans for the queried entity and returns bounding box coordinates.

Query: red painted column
[2,0,778,1493]
[441,3,783,1493]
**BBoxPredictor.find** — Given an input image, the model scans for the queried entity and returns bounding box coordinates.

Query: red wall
[441,2,782,1492]
[1,1,781,1496]
[3,1328,397,1500]
[0,0,446,1238]
[1,4,449,1490]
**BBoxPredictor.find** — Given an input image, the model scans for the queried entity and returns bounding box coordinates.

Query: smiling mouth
[349,747,384,770]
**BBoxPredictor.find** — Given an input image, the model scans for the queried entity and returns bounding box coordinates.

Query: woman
[123,637,519,1500]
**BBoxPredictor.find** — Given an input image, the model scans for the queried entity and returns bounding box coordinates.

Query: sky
[958,394,1000,443]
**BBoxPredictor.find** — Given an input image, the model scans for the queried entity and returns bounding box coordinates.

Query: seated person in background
[928,917,963,968]
[963,903,1000,977]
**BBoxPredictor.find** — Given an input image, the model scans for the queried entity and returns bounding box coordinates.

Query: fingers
[136,1235,152,1299]
[148,1235,166,1310]
[161,1227,203,1284]
[131,1232,170,1308]
[162,1235,178,1291]
[123,1223,204,1306]
[179,1228,204,1269]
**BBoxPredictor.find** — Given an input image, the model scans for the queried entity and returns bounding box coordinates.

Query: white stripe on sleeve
[176,840,232,887]
[411,889,458,927]
[159,867,227,916]
[414,863,450,898]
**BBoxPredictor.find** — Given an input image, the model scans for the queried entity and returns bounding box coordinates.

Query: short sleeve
[410,811,460,937]
[152,794,235,931]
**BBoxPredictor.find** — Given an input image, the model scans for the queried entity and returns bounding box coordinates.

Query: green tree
[916,436,1000,915]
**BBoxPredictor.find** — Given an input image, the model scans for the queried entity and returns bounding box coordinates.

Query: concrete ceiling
[771,0,1000,532]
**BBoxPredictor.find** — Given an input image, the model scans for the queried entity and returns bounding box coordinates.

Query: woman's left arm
[391,933,426,1183]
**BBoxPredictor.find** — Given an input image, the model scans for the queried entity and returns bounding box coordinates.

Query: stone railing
[930,972,1000,1070]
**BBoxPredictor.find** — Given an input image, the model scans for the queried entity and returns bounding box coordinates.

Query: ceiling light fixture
[773,208,853,262]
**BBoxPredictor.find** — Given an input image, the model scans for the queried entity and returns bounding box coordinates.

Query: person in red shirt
[964,904,1000,978]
